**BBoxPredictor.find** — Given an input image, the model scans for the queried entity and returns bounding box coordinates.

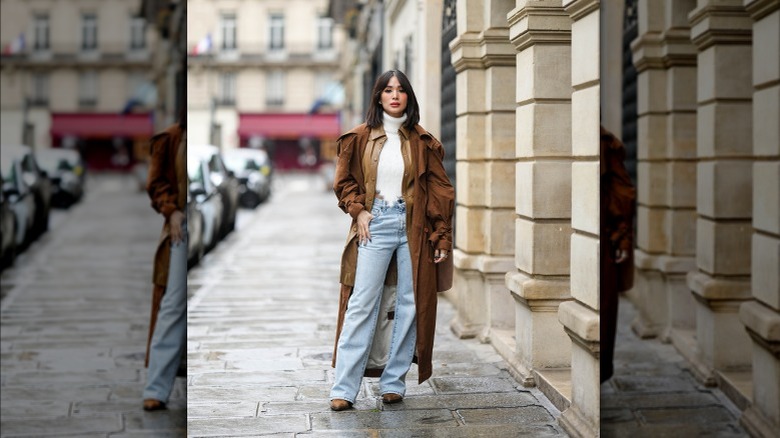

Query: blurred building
[603,1,779,437]
[187,0,346,171]
[0,0,159,171]
[140,0,186,133]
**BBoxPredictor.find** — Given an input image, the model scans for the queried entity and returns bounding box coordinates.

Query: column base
[739,300,780,437]
[742,404,779,438]
[630,251,671,339]
[504,271,572,387]
[533,368,572,413]
[557,301,599,438]
[686,271,753,385]
[558,403,597,438]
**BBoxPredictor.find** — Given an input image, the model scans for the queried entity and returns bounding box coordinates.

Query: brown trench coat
[600,125,636,382]
[144,124,185,367]
[331,123,455,384]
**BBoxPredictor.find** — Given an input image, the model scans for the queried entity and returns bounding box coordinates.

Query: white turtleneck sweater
[375,112,407,205]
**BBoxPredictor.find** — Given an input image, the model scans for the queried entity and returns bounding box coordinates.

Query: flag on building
[3,32,25,55]
[192,33,212,56]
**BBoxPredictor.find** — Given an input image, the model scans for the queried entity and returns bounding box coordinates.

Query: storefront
[50,113,154,171]
[237,113,340,171]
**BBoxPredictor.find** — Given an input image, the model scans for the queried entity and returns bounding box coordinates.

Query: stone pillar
[450,0,516,342]
[557,0,600,436]
[505,0,573,394]
[631,0,699,351]
[686,0,754,385]
[740,1,780,436]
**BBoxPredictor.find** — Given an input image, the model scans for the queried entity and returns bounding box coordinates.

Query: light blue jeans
[143,220,187,403]
[330,198,417,403]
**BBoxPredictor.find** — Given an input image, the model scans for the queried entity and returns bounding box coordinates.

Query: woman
[330,70,455,411]
[600,125,635,383]
[142,110,187,411]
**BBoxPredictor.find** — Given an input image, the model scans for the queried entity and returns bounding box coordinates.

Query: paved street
[600,297,748,437]
[187,173,568,437]
[1,174,186,437]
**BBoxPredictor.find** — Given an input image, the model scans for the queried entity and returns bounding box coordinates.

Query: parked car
[0,145,51,239]
[223,148,273,208]
[0,173,18,269]
[1,159,36,251]
[189,145,239,239]
[186,179,205,269]
[35,148,86,208]
[187,152,223,253]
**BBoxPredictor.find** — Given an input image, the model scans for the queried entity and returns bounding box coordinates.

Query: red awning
[238,113,341,140]
[50,113,154,138]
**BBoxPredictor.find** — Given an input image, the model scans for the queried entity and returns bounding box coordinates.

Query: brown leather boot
[382,393,403,404]
[330,399,353,411]
[142,399,166,411]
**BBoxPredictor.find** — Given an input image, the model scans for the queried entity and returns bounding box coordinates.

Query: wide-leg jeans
[143,220,187,403]
[330,198,417,403]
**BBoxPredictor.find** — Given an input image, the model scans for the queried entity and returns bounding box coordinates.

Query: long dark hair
[365,70,420,130]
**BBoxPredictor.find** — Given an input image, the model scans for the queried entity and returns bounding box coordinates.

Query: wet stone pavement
[186,174,568,437]
[600,296,748,437]
[0,174,186,437]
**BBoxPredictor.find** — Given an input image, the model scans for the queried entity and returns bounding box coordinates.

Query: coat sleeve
[146,132,178,219]
[333,133,366,219]
[425,139,455,251]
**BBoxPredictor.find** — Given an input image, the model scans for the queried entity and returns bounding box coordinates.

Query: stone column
[557,0,600,436]
[631,0,699,351]
[505,0,573,396]
[740,1,780,436]
[686,0,754,385]
[450,0,516,342]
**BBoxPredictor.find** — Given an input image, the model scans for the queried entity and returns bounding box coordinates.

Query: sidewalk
[600,296,748,437]
[0,174,186,437]
[186,174,568,437]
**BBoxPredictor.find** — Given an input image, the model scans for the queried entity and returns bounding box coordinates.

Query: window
[219,72,236,105]
[130,16,145,49]
[79,70,98,107]
[126,72,145,100]
[269,14,284,51]
[266,71,284,107]
[81,14,97,50]
[221,14,236,50]
[33,15,49,51]
[314,73,331,99]
[30,73,48,105]
[317,16,333,50]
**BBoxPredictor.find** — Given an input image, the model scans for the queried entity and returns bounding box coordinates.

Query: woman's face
[380,76,408,118]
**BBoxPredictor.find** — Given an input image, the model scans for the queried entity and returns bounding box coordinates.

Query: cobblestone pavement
[600,296,748,437]
[1,174,186,437]
[187,173,568,437]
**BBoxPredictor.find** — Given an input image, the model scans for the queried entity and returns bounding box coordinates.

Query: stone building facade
[602,1,779,437]
[0,0,158,169]
[186,0,346,169]
[331,1,603,436]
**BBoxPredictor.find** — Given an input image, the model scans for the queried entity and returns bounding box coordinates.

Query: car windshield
[224,155,260,171]
[187,158,204,183]
[37,153,74,173]
[1,160,17,184]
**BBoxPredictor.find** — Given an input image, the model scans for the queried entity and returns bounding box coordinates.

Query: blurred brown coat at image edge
[600,125,636,383]
[144,124,185,367]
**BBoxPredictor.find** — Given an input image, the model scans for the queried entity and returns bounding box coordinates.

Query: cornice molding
[508,3,571,52]
[689,4,753,50]
[563,0,599,22]
[745,0,780,20]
